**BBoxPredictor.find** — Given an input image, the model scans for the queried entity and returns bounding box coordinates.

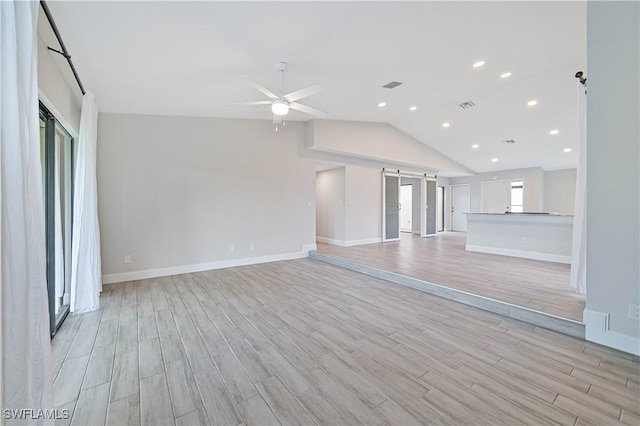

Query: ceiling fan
[233,61,326,129]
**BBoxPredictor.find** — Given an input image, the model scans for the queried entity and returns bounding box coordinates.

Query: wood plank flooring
[317,232,585,321]
[53,258,638,425]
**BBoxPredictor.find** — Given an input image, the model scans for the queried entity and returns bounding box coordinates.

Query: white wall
[449,167,545,213]
[345,166,381,243]
[316,164,383,245]
[37,36,81,133]
[316,167,346,242]
[585,1,639,351]
[98,114,316,280]
[544,169,577,215]
[307,120,472,176]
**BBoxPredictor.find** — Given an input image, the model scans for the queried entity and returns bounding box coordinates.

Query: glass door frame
[40,102,73,337]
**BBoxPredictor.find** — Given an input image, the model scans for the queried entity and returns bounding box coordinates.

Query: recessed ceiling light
[491,158,498,162]
[472,144,479,149]
[563,148,572,153]
[378,102,386,108]
[473,61,485,68]
[549,129,559,135]
[500,72,512,78]
[527,100,538,106]
[409,106,417,111]
[442,122,450,128]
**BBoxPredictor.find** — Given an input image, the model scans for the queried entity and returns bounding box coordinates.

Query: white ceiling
[45,1,586,176]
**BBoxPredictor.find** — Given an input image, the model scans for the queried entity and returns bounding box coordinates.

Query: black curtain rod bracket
[40,0,86,95]
[47,46,70,59]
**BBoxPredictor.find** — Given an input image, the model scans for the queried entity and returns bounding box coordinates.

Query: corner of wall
[584,309,640,355]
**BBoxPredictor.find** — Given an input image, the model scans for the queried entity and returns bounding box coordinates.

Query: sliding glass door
[40,103,74,336]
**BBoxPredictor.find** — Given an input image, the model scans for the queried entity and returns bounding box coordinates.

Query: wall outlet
[229,245,235,253]
[250,243,255,251]
[521,237,527,245]
[629,304,640,320]
[123,254,132,264]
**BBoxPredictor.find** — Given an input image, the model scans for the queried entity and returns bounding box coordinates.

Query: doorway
[400,184,413,233]
[437,186,445,232]
[451,184,470,232]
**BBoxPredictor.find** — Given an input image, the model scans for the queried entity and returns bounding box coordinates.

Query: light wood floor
[317,232,585,321]
[52,258,638,425]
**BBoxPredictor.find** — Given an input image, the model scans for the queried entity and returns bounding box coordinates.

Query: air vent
[504,139,516,144]
[459,101,476,109]
[382,81,403,89]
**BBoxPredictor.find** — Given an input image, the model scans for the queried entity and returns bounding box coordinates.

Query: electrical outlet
[250,243,255,251]
[229,245,235,253]
[123,254,132,264]
[521,237,527,245]
[629,304,640,320]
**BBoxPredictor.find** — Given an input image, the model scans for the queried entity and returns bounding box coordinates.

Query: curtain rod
[40,0,86,96]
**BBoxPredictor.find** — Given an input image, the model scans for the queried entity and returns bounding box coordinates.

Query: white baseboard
[316,236,341,245]
[465,244,571,264]
[345,237,382,247]
[302,243,317,252]
[316,237,381,247]
[102,245,314,284]
[583,309,640,355]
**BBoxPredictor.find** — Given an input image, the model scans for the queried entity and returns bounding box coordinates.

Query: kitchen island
[465,213,573,264]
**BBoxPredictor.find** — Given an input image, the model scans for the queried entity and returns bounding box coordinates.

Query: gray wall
[98,113,316,277]
[586,2,639,339]
[544,169,577,215]
[316,167,346,242]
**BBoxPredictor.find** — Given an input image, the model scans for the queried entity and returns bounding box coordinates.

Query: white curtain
[70,92,102,313]
[570,82,587,294]
[1,0,54,415]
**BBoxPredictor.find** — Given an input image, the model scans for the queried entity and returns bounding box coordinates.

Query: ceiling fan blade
[241,76,278,99]
[284,85,323,102]
[289,102,327,117]
[229,100,272,106]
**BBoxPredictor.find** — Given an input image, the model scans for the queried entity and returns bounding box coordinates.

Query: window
[40,102,74,336]
[511,180,524,213]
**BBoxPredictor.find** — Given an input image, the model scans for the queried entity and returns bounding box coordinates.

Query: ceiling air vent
[459,101,476,109]
[382,81,403,89]
[504,139,516,144]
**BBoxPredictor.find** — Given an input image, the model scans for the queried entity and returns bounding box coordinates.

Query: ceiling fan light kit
[233,60,326,131]
[271,99,289,116]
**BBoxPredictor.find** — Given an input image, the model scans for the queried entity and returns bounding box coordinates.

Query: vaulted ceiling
[42,1,586,176]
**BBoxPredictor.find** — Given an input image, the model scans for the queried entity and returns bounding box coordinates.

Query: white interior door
[481,180,511,213]
[400,185,412,232]
[451,184,470,231]
[382,173,400,241]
